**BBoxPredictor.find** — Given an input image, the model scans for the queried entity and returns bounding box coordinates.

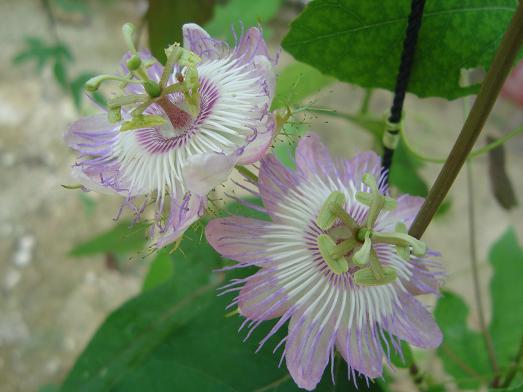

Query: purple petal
[155,194,206,248]
[258,155,302,222]
[233,27,271,64]
[285,309,336,391]
[182,23,228,61]
[295,133,336,177]
[237,113,275,165]
[385,294,442,349]
[205,216,272,265]
[238,270,289,321]
[346,151,382,188]
[336,325,384,378]
[377,195,424,231]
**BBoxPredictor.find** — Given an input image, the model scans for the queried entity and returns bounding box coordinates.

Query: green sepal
[120,114,166,132]
[317,234,349,275]
[317,191,346,230]
[354,266,397,286]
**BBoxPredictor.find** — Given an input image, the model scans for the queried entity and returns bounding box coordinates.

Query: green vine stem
[409,1,523,239]
[501,333,523,388]
[401,124,523,164]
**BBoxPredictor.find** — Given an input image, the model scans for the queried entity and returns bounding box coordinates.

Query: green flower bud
[143,80,162,98]
[126,55,142,71]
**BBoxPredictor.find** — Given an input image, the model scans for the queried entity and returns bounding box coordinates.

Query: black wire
[382,0,426,181]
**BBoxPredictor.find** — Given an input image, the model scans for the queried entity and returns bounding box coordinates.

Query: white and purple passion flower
[206,133,444,390]
[65,23,276,247]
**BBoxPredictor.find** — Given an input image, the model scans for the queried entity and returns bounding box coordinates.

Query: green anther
[354,266,397,286]
[126,54,142,71]
[394,222,410,260]
[329,203,358,230]
[352,231,372,265]
[318,234,349,275]
[143,80,162,98]
[120,114,166,132]
[317,191,346,230]
[331,238,358,259]
[328,226,353,241]
[371,231,427,257]
[108,106,122,123]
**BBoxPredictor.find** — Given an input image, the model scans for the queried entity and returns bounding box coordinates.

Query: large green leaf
[204,0,283,39]
[142,250,174,292]
[488,228,523,369]
[282,0,522,99]
[62,223,383,391]
[434,291,490,389]
[69,221,148,256]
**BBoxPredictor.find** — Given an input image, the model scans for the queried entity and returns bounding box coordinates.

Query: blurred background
[0,1,522,391]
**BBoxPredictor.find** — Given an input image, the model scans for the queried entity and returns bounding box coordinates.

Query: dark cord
[382,0,426,181]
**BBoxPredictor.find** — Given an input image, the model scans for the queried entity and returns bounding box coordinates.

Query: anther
[317,234,349,275]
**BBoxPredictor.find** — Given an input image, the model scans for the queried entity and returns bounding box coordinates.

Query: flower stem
[409,2,523,239]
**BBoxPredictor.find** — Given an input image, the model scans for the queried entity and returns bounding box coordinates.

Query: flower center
[315,173,427,286]
[156,97,193,131]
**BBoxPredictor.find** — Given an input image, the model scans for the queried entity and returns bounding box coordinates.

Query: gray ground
[0,1,522,391]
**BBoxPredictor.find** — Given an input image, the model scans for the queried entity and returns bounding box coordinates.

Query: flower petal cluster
[66,24,275,247]
[206,133,443,390]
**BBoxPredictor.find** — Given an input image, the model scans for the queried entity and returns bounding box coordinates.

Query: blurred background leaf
[147,0,214,63]
[282,0,523,99]
[434,291,490,390]
[488,228,523,370]
[205,0,283,40]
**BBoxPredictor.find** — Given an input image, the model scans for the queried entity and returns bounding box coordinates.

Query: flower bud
[126,55,142,71]
[143,80,162,98]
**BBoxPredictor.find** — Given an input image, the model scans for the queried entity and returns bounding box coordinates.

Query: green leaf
[62,221,383,391]
[142,250,174,292]
[69,221,148,257]
[489,384,523,392]
[272,62,335,110]
[205,0,283,40]
[389,140,428,197]
[53,59,68,90]
[434,291,490,389]
[282,0,523,99]
[488,228,523,369]
[147,0,214,64]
